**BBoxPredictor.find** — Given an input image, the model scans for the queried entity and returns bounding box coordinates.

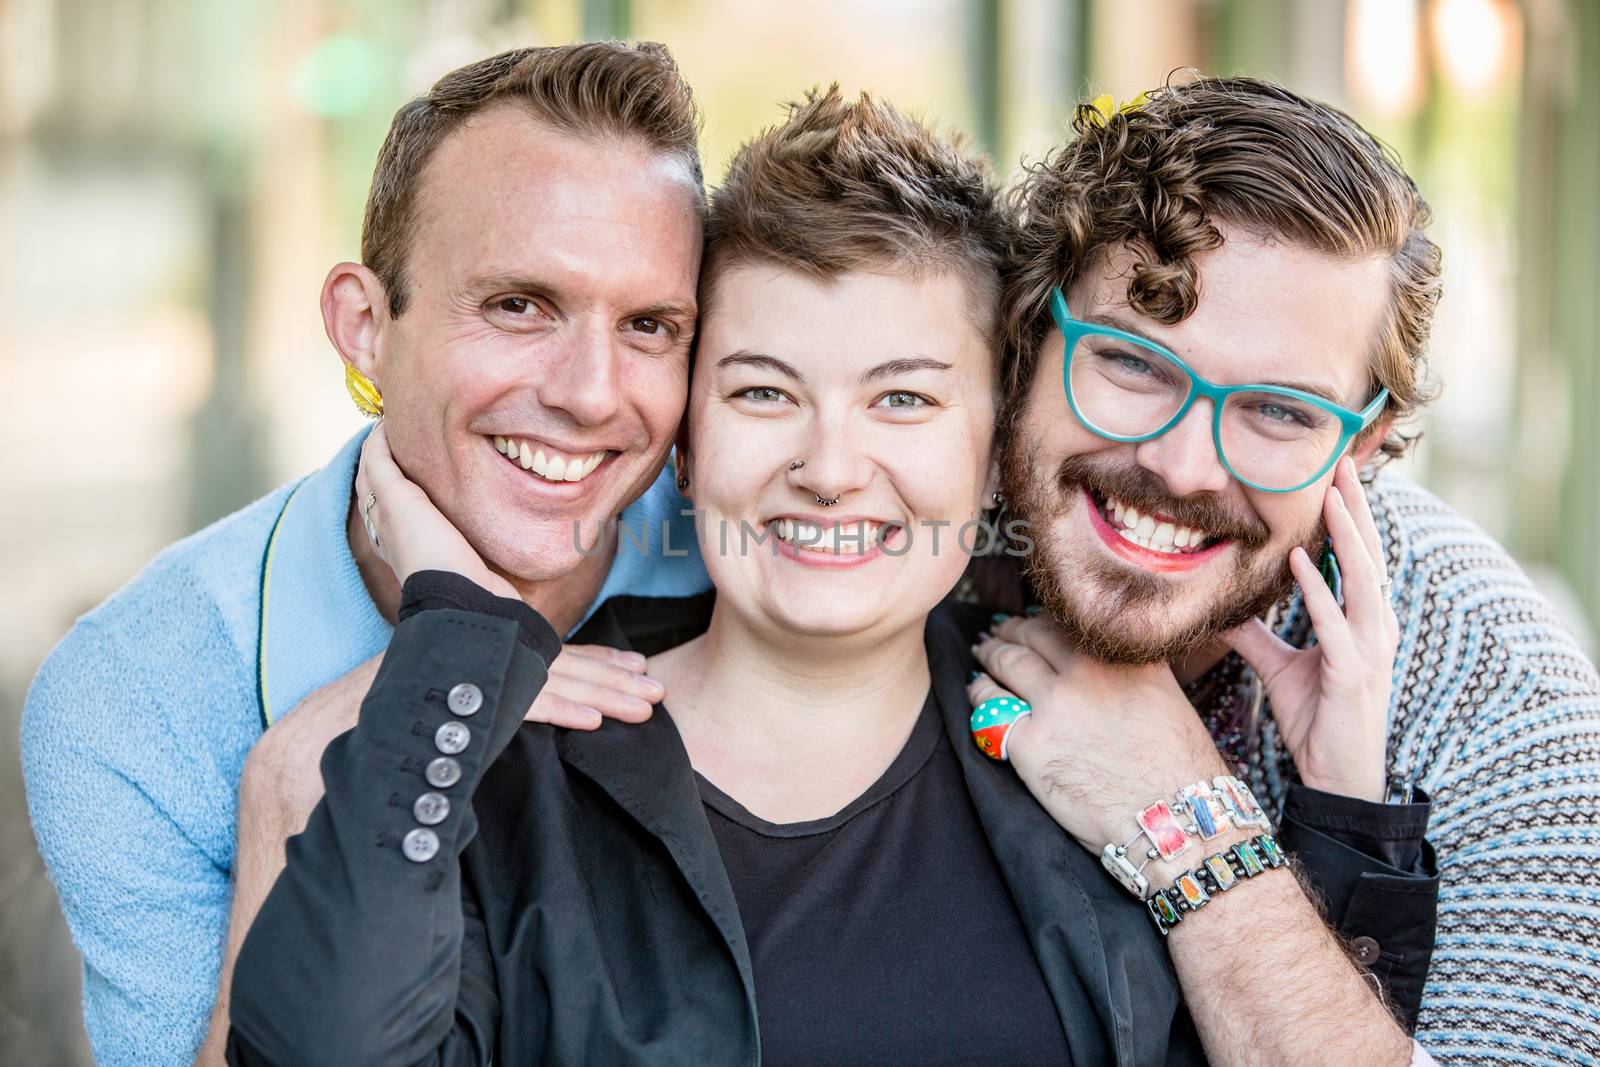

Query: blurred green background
[2,0,1595,1061]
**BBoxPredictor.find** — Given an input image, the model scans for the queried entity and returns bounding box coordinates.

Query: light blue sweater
[20,427,710,1066]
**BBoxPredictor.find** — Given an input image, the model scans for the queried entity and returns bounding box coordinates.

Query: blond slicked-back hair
[1004,75,1442,462]
[703,85,1013,346]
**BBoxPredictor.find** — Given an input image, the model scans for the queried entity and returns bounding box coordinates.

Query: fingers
[557,644,648,673]
[1219,617,1296,687]
[1323,468,1398,649]
[988,614,1076,673]
[545,645,662,723]
[527,645,661,729]
[1335,456,1386,578]
[971,629,1059,703]
[965,671,1014,707]
[525,690,604,730]
[1290,544,1357,669]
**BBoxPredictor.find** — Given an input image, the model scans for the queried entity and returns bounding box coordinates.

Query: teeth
[1098,491,1215,556]
[770,518,884,554]
[495,436,606,483]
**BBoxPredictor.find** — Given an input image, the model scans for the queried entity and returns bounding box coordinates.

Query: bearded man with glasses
[967,78,1600,1064]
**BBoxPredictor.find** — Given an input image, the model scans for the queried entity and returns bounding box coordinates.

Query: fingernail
[1024,604,1044,618]
[968,669,981,683]
[991,612,1011,626]
[640,675,664,693]
[627,696,653,714]
[617,650,647,669]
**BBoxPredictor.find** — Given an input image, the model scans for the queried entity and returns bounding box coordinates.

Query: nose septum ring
[788,458,836,504]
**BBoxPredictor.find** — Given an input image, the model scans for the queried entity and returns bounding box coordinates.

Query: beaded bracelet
[1146,833,1288,936]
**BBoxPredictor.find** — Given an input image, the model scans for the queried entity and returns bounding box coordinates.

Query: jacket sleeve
[227,574,560,1066]
[1278,782,1439,1032]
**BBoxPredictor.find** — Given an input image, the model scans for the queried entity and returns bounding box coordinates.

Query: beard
[1000,439,1326,665]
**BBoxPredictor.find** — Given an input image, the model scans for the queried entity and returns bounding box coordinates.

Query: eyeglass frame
[1049,287,1390,494]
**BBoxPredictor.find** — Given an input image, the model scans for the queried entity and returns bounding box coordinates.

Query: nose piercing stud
[789,460,805,470]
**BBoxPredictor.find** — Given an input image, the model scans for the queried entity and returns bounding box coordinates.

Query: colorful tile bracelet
[1099,774,1273,898]
[1146,833,1288,937]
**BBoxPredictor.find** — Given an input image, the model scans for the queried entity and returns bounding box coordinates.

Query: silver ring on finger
[1377,575,1393,600]
[362,491,381,549]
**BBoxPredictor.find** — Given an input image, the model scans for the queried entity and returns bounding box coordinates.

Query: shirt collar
[258,433,712,726]
[258,425,391,727]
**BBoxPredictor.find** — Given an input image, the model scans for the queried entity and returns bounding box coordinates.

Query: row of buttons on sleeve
[401,682,482,863]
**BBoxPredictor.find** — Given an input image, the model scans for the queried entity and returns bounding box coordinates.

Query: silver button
[402,828,440,863]
[425,756,462,789]
[447,682,483,717]
[413,792,450,826]
[435,720,470,755]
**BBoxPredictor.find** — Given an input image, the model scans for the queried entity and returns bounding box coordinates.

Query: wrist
[1098,773,1275,903]
[1299,769,1385,804]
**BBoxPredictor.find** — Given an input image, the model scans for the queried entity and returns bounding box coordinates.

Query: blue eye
[876,391,931,409]
[1253,401,1316,428]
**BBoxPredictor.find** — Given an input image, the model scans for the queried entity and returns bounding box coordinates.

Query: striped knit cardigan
[1222,472,1600,1066]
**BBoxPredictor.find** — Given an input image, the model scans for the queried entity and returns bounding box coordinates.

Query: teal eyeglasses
[1050,287,1389,494]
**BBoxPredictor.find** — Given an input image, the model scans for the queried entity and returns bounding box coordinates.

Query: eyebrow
[1085,312,1350,407]
[716,350,803,380]
[714,351,954,385]
[859,356,953,383]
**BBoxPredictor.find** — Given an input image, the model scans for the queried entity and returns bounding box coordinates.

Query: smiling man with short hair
[986,76,1600,1062]
[21,42,712,1066]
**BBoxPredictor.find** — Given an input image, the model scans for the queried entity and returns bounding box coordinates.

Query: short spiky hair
[703,85,1012,343]
[363,41,702,319]
[1005,75,1442,462]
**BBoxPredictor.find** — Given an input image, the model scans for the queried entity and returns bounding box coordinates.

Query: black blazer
[229,581,1436,1066]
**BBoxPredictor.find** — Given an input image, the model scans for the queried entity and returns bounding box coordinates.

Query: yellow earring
[344,364,383,418]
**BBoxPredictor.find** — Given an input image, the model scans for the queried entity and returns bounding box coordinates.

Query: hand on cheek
[1221,457,1396,802]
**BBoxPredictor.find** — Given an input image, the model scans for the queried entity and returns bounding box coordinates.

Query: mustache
[1055,455,1270,549]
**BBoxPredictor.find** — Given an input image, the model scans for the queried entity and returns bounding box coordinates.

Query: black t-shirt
[697,691,1073,1067]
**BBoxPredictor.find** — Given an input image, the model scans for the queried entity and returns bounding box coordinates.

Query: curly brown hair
[703,85,1014,348]
[1003,75,1442,462]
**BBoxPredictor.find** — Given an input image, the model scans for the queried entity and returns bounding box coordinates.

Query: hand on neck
[345,497,618,637]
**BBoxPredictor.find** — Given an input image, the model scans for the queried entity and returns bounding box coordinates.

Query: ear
[1350,415,1394,472]
[321,261,389,385]
[981,453,1002,508]
[672,419,691,491]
